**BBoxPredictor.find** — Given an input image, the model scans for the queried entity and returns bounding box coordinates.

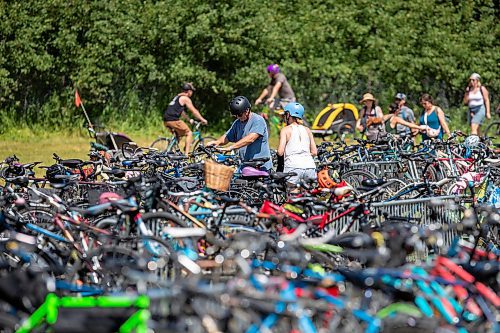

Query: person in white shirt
[463,73,491,135]
[277,102,317,187]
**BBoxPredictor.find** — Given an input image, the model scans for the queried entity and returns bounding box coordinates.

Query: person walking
[463,73,491,135]
[393,93,416,136]
[356,93,386,142]
[419,94,451,141]
[163,83,208,155]
[277,102,317,186]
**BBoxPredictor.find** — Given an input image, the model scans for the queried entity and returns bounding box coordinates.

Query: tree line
[0,0,498,132]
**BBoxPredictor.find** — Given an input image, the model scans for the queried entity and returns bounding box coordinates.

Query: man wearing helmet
[277,103,317,186]
[206,96,272,171]
[255,64,296,110]
[163,83,208,155]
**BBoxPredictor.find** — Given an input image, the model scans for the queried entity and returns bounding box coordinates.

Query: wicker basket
[204,160,234,192]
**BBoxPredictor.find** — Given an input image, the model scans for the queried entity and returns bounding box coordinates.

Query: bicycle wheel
[340,169,376,188]
[484,121,500,139]
[150,137,171,152]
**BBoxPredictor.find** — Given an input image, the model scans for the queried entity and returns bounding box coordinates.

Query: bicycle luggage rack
[325,195,465,261]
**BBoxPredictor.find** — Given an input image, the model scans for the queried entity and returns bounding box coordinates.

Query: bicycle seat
[270,172,297,181]
[167,154,188,161]
[122,159,142,167]
[247,157,270,163]
[146,159,168,167]
[241,166,269,178]
[217,195,241,205]
[361,178,386,188]
[461,261,499,282]
[288,197,317,204]
[102,168,126,178]
[328,232,375,249]
[60,159,84,168]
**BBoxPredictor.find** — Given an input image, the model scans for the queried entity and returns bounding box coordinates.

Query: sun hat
[360,93,375,103]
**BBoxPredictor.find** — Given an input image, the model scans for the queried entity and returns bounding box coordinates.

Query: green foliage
[0,0,498,134]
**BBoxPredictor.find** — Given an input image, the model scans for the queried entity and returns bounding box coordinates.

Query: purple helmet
[266,64,280,74]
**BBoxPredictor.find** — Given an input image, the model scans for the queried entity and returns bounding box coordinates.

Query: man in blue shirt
[206,96,272,170]
[394,93,416,135]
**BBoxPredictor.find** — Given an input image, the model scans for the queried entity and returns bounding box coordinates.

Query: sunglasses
[233,111,248,118]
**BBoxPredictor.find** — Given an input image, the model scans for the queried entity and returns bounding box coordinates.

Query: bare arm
[206,134,229,147]
[463,89,469,105]
[268,82,282,101]
[306,128,318,156]
[436,107,451,136]
[393,116,423,130]
[356,109,365,131]
[256,88,269,104]
[277,127,289,156]
[181,96,207,124]
[231,133,261,150]
[482,86,491,118]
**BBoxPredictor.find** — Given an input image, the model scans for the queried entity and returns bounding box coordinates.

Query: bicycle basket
[204,160,234,192]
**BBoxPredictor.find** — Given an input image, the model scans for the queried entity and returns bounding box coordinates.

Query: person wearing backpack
[356,93,386,142]
[463,73,491,135]
[419,94,451,141]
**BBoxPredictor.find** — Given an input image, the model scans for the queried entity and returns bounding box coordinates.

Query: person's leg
[471,105,486,136]
[184,130,193,155]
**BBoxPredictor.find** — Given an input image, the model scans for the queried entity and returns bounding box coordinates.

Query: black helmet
[181,82,196,92]
[229,96,251,116]
[46,164,71,184]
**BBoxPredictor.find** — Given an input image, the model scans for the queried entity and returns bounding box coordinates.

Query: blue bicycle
[150,121,216,154]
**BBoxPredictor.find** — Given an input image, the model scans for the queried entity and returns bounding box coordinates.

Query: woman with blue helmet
[277,102,317,188]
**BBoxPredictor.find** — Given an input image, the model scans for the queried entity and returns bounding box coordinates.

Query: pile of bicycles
[0,132,498,332]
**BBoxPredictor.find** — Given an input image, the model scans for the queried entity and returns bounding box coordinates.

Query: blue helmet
[284,103,305,119]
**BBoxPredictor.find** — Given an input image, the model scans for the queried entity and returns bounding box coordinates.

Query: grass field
[0,129,282,176]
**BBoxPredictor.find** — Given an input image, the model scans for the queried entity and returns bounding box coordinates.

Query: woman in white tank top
[463,73,491,135]
[277,103,317,187]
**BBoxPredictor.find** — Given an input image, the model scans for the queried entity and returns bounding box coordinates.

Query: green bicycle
[150,121,216,153]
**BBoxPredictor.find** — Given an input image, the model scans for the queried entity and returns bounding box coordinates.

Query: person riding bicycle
[206,96,272,171]
[277,103,317,187]
[163,83,208,155]
[393,93,416,136]
[356,93,385,142]
[255,64,296,110]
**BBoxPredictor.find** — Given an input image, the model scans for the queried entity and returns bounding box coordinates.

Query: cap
[395,93,407,100]
[469,73,481,81]
[181,82,196,91]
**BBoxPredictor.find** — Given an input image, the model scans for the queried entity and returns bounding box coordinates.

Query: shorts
[468,105,486,125]
[284,167,317,185]
[164,120,191,137]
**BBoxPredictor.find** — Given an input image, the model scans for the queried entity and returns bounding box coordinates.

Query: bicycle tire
[340,169,376,188]
[484,121,500,139]
[150,137,172,152]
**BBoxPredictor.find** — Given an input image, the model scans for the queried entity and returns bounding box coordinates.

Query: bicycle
[484,105,500,139]
[150,121,216,154]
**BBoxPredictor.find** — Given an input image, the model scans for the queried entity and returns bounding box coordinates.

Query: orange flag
[75,90,82,108]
